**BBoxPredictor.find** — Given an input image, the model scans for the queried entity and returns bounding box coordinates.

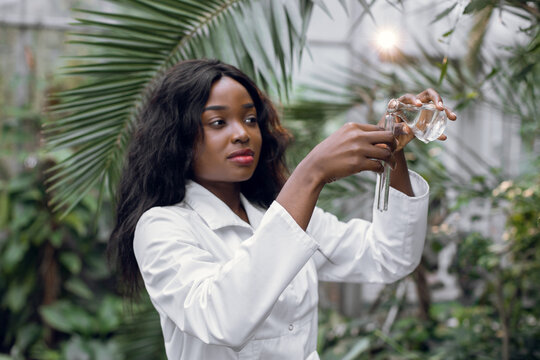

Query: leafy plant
[25,0,540,358]
[0,109,128,359]
[44,0,320,215]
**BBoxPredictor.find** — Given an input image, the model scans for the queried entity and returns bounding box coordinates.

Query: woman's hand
[380,88,457,151]
[277,122,396,230]
[302,122,396,184]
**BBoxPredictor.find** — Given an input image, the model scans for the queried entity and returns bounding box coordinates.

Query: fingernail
[438,101,443,107]
[451,112,456,117]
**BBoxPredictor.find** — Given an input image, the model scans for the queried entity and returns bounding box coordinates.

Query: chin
[236,173,255,183]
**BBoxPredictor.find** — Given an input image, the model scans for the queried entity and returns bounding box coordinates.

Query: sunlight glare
[375,28,399,52]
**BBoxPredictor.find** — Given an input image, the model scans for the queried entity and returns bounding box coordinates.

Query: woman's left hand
[379,88,457,152]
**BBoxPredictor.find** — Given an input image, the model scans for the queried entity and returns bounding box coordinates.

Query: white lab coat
[133,171,429,359]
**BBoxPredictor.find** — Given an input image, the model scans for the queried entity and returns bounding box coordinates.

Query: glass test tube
[376,114,395,212]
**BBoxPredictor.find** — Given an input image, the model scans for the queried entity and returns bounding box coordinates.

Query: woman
[108,59,456,359]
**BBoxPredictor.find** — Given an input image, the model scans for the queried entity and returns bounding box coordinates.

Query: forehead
[205,77,254,106]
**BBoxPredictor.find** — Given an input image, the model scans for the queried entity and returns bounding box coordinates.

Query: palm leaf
[44,0,317,215]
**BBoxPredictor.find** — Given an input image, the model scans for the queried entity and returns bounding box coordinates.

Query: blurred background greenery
[0,0,538,359]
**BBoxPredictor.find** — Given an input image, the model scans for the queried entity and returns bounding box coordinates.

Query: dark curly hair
[108,59,292,298]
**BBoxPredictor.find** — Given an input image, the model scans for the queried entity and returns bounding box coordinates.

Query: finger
[437,134,448,141]
[417,88,444,110]
[397,93,422,107]
[355,123,386,132]
[371,144,394,160]
[364,159,385,174]
[375,138,397,153]
[363,130,396,146]
[444,106,457,121]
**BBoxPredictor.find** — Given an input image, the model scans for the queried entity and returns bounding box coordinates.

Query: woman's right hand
[302,122,396,185]
[277,122,395,230]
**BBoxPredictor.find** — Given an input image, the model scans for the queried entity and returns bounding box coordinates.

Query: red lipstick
[227,148,255,165]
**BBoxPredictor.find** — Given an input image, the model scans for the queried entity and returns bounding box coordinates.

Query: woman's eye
[210,119,225,127]
[245,117,258,124]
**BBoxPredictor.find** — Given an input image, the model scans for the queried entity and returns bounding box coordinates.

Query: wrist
[295,154,326,190]
[390,150,413,196]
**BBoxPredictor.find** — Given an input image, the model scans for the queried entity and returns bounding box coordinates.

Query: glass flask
[377,99,448,211]
[386,99,447,144]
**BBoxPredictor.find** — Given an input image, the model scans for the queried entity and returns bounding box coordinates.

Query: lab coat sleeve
[309,170,429,283]
[133,201,319,350]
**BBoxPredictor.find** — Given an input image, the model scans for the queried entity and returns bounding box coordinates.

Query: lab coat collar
[183,180,264,231]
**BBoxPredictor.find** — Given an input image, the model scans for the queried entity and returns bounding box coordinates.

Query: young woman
[109,59,456,360]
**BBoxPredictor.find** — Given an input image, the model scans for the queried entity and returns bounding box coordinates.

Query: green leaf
[96,296,123,334]
[86,339,120,360]
[311,0,332,19]
[62,336,92,360]
[59,252,82,274]
[4,275,34,312]
[49,231,63,248]
[64,277,93,300]
[40,301,95,335]
[0,189,9,227]
[342,337,370,360]
[356,0,375,23]
[60,210,91,236]
[442,29,454,38]
[2,241,29,273]
[430,3,458,24]
[85,253,111,280]
[7,175,34,193]
[463,0,492,14]
[438,57,449,84]
[46,0,315,215]
[13,324,41,354]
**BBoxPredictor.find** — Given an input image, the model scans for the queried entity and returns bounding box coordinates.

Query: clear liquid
[390,102,447,143]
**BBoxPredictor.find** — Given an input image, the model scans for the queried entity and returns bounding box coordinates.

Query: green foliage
[305,2,540,359]
[0,111,166,358]
[0,157,121,359]
[44,0,317,216]
[314,175,540,359]
[2,0,539,358]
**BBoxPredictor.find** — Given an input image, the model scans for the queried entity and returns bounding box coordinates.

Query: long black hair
[108,59,291,298]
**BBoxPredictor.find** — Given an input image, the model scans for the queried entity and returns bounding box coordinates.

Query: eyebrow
[203,103,255,112]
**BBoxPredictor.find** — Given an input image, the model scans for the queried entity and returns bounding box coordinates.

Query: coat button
[288,324,294,331]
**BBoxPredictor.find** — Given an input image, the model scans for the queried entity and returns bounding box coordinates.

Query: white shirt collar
[183,180,264,231]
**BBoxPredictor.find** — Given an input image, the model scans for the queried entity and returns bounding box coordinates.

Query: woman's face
[192,76,262,188]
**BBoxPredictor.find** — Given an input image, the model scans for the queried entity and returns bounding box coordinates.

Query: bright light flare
[374,28,399,52]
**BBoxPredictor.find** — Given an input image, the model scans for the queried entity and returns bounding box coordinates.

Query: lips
[227,148,255,165]
[227,148,254,158]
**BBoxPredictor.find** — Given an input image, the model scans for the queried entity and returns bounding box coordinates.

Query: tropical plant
[38,0,540,358]
[0,109,125,359]
[43,0,335,215]
[292,1,539,358]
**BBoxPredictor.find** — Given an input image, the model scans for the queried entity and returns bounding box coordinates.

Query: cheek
[191,141,203,164]
[253,127,263,150]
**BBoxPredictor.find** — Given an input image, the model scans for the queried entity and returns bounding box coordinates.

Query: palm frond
[44,0,316,215]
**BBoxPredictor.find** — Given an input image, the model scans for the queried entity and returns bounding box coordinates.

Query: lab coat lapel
[183,181,253,231]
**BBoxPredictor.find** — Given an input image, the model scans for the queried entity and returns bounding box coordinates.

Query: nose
[231,120,250,144]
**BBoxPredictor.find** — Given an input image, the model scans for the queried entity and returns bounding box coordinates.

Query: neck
[193,180,248,223]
